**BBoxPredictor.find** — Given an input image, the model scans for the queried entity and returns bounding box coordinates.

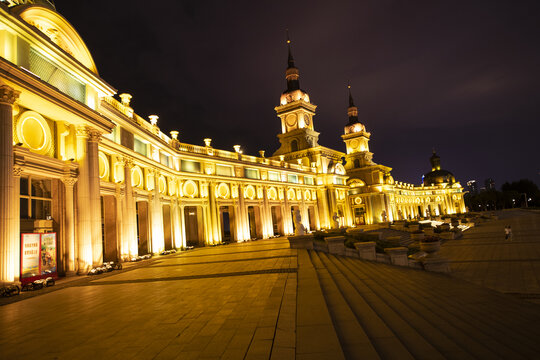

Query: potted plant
[410,229,425,241]
[420,236,441,254]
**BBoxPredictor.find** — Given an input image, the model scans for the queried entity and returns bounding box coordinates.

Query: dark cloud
[54,0,540,187]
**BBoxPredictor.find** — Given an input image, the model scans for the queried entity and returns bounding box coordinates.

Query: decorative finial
[348,83,355,108]
[286,29,295,69]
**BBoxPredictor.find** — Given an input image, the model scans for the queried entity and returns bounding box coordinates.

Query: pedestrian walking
[504,225,513,241]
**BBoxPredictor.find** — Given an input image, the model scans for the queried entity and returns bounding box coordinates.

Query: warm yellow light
[149,115,159,126]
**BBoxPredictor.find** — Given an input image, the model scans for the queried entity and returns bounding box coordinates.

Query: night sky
[52,0,540,188]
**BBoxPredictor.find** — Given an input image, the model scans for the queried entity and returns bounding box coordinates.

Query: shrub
[421,236,439,243]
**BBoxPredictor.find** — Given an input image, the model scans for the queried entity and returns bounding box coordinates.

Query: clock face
[286,114,297,127]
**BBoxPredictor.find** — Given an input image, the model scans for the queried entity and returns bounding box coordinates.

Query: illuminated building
[0,1,465,285]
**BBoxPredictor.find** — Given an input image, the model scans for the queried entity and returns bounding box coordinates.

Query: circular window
[16,111,52,155]
[268,187,277,200]
[98,152,109,181]
[287,188,296,201]
[304,190,311,201]
[217,183,230,199]
[354,197,362,205]
[183,180,198,198]
[131,166,143,188]
[244,185,256,200]
[158,175,167,194]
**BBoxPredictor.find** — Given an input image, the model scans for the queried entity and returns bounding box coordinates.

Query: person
[504,225,513,241]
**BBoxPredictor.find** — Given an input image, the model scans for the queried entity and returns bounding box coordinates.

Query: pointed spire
[348,83,355,107]
[286,29,295,69]
[347,84,359,125]
[284,29,300,93]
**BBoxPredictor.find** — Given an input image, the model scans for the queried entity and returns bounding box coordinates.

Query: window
[181,160,201,173]
[244,168,260,180]
[304,176,314,185]
[333,177,344,185]
[287,174,298,183]
[120,128,134,150]
[20,177,52,219]
[216,164,233,176]
[29,48,86,103]
[290,139,298,152]
[134,137,147,156]
[268,171,280,182]
[160,153,170,167]
[354,159,360,168]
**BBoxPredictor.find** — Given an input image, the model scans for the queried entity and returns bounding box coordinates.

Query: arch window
[290,139,298,152]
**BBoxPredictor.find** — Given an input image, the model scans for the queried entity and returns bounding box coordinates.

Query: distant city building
[0,2,466,285]
[484,178,495,191]
[467,180,478,194]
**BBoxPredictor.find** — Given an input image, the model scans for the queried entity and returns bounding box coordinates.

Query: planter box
[376,253,391,264]
[288,235,314,249]
[408,225,420,232]
[423,227,434,235]
[325,236,346,256]
[346,228,364,236]
[422,257,451,273]
[420,241,441,256]
[354,241,376,261]
[410,232,425,241]
[313,240,328,252]
[345,248,359,258]
[384,247,409,266]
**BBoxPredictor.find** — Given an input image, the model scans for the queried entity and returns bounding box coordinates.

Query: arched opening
[354,159,360,168]
[290,139,298,152]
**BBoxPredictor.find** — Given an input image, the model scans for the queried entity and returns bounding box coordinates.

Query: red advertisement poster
[20,232,57,284]
[21,233,41,279]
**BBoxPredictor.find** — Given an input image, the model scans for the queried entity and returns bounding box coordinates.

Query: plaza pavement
[439,209,540,303]
[1,210,540,359]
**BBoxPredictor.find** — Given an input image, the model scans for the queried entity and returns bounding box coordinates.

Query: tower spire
[286,29,295,69]
[284,30,300,92]
[347,84,359,125]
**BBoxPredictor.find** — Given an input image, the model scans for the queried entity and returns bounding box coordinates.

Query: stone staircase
[365,228,413,247]
[294,248,540,359]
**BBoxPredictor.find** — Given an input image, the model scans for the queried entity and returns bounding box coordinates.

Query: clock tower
[342,86,374,168]
[273,35,320,156]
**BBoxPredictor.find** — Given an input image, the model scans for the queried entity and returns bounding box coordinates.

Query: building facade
[0,1,465,285]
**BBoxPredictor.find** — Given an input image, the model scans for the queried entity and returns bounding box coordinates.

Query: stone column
[208,181,221,244]
[86,130,103,266]
[61,176,77,274]
[179,204,186,248]
[171,198,182,249]
[75,126,92,272]
[122,157,137,257]
[316,188,329,229]
[237,184,249,241]
[150,170,164,253]
[262,187,272,238]
[0,84,20,285]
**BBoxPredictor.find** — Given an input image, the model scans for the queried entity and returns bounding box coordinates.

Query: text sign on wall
[21,233,40,279]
